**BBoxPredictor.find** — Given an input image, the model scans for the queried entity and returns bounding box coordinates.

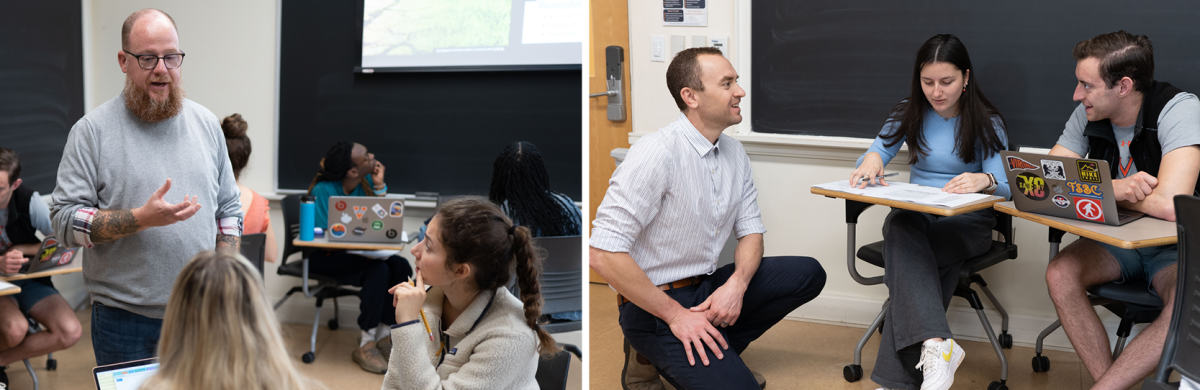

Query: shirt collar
[676,113,720,157]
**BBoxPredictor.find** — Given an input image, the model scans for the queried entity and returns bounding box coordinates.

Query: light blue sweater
[856,108,1011,200]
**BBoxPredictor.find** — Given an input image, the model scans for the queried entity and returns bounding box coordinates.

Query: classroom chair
[1030,228,1163,373]
[20,315,56,390]
[535,343,582,390]
[273,194,359,364]
[1142,195,1200,389]
[535,236,582,333]
[239,233,266,278]
[841,201,1018,390]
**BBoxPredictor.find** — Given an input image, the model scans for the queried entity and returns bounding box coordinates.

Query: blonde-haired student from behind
[385,197,558,389]
[139,250,325,390]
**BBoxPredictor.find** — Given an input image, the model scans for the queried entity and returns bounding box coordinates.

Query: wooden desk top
[993,202,1177,249]
[0,280,19,296]
[1,261,84,282]
[293,237,406,251]
[811,187,1004,217]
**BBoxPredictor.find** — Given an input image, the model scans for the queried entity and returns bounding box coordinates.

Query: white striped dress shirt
[592,113,766,286]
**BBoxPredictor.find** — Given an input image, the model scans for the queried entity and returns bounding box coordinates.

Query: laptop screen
[93,358,158,390]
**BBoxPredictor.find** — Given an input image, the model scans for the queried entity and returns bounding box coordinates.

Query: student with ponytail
[385,197,554,389]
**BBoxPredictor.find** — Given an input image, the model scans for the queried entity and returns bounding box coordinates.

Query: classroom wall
[621,0,1137,351]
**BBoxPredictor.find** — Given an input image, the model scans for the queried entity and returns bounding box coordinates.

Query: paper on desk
[813,180,993,208]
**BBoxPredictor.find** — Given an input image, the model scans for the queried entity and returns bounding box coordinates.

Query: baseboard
[785,293,1149,354]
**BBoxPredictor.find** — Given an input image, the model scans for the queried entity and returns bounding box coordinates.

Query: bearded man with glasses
[49,8,244,366]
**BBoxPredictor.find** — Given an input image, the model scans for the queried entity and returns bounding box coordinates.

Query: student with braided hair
[489,141,581,237]
[385,197,555,389]
[306,141,412,374]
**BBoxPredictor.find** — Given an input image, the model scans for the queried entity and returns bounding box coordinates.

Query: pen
[414,279,434,341]
[859,173,899,182]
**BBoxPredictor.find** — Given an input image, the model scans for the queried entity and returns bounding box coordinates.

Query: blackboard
[278,0,581,200]
[0,1,84,195]
[751,1,1200,149]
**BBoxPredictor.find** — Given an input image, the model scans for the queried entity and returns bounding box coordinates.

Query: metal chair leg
[24,358,38,390]
[974,307,1009,383]
[855,300,890,366]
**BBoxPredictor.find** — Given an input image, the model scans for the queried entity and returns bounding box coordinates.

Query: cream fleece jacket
[383,286,540,390]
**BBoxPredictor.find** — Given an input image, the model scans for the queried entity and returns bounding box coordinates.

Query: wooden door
[588,0,631,284]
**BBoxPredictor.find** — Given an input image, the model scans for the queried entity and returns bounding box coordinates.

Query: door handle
[589,46,625,121]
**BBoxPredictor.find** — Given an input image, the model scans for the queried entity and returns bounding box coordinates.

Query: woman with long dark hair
[850,34,1010,390]
[385,197,556,389]
[489,141,581,237]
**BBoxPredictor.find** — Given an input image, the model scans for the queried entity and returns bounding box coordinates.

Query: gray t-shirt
[1057,92,1200,178]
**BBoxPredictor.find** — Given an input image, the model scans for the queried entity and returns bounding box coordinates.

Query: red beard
[123,76,185,123]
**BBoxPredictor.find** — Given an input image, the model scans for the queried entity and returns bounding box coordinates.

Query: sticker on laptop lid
[1077,160,1102,183]
[330,224,347,238]
[341,213,353,224]
[1015,172,1048,201]
[372,204,387,219]
[353,226,366,236]
[58,250,74,265]
[353,206,367,220]
[389,201,404,218]
[386,229,397,239]
[1006,156,1038,171]
[1065,180,1103,199]
[372,220,384,231]
[1052,195,1070,208]
[1074,198,1104,222]
[335,200,346,211]
[43,237,58,248]
[1041,159,1067,180]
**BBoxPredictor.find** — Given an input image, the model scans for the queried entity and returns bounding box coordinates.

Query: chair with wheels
[1142,195,1200,389]
[839,200,1019,390]
[535,343,582,390]
[1030,227,1163,374]
[273,194,359,364]
[535,236,582,333]
[19,315,56,390]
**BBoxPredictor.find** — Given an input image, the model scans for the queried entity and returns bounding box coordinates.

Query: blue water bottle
[299,195,315,241]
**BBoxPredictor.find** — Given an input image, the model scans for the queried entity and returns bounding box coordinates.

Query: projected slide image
[363,0,512,56]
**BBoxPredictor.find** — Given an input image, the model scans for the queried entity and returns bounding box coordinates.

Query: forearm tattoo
[92,209,140,244]
[216,234,241,251]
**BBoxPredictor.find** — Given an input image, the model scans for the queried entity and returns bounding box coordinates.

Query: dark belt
[617,275,704,306]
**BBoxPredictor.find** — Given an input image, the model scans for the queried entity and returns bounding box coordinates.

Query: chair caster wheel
[47,359,57,370]
[302,352,315,364]
[999,332,1013,349]
[328,318,339,330]
[988,381,1008,390]
[1032,355,1050,372]
[843,364,863,382]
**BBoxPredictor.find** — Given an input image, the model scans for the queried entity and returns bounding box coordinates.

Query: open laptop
[327,195,405,243]
[999,151,1145,226]
[19,235,80,274]
[93,357,158,390]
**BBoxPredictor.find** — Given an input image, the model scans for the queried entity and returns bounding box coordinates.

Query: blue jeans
[91,302,162,366]
[618,256,826,390]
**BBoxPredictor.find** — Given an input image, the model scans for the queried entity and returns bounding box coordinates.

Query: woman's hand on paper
[943,172,990,194]
[850,152,888,189]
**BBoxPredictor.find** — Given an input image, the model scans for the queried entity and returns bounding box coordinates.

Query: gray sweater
[49,94,242,319]
[384,287,540,390]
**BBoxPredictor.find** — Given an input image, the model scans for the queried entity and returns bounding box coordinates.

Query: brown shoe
[622,340,665,390]
[377,335,393,363]
[352,339,388,374]
[752,370,766,389]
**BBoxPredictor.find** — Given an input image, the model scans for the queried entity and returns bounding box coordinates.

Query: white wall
[622,0,1136,352]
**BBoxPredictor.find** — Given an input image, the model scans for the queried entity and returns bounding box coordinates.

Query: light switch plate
[692,35,707,48]
[650,35,665,62]
[670,35,686,59]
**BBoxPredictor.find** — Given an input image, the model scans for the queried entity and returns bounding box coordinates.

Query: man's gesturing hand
[134,179,201,228]
[690,280,746,328]
[666,309,728,366]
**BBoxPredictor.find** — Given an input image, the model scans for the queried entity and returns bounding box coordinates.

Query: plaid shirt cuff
[72,207,97,248]
[218,217,243,237]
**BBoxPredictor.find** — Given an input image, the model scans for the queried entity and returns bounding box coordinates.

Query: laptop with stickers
[999,151,1144,226]
[19,235,80,274]
[327,195,405,243]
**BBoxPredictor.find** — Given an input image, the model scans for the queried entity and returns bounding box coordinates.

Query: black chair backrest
[535,236,582,316]
[239,233,267,278]
[280,194,306,265]
[1151,195,1200,384]
[534,348,572,390]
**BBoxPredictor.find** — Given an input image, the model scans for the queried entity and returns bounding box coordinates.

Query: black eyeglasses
[123,50,186,70]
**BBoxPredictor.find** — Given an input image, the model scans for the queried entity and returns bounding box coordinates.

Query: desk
[292,237,405,251]
[0,262,83,282]
[811,187,1004,217]
[992,202,1176,250]
[0,280,20,296]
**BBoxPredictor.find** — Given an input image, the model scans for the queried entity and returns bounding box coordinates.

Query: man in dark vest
[0,148,82,388]
[1047,31,1200,389]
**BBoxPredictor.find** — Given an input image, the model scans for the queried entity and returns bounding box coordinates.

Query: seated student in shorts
[384,197,556,389]
[306,141,413,374]
[138,250,324,390]
[849,35,1010,390]
[0,148,82,388]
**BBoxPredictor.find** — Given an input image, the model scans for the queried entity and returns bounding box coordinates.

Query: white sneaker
[916,338,965,390]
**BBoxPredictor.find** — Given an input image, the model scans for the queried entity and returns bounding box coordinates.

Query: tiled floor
[589,284,1130,390]
[7,306,582,390]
